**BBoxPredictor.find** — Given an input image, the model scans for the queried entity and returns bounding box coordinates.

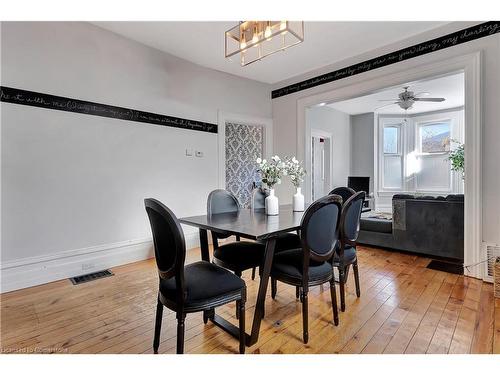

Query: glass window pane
[420,122,451,153]
[383,156,402,189]
[416,155,451,191]
[383,126,399,154]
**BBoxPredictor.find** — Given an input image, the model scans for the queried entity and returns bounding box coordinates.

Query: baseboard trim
[0,232,200,293]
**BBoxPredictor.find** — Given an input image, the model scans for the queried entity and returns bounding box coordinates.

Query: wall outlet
[82,263,95,271]
[185,148,193,156]
[195,151,204,157]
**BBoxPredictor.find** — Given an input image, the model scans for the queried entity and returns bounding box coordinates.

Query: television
[347,176,370,195]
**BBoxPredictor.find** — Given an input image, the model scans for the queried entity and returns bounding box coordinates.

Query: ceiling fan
[375,86,446,111]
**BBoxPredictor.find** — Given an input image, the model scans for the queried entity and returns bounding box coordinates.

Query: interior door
[225,122,264,207]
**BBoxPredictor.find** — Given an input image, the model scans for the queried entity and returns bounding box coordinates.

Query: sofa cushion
[446,194,464,201]
[393,194,415,200]
[360,217,392,233]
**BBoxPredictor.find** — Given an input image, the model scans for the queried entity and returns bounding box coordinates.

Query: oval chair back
[207,189,240,215]
[251,188,267,210]
[329,186,356,205]
[300,194,343,269]
[144,198,186,302]
[340,191,366,245]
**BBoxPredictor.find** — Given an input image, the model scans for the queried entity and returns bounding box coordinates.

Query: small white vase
[265,188,279,216]
[293,187,305,212]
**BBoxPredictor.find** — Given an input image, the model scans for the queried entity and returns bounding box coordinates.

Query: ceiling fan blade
[414,92,430,97]
[413,97,445,102]
[378,99,399,102]
[374,102,399,111]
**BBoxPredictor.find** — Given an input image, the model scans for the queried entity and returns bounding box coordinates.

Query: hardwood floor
[1,245,499,354]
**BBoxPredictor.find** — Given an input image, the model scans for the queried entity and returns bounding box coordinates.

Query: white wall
[350,113,375,194]
[304,106,351,202]
[272,21,500,248]
[0,22,271,290]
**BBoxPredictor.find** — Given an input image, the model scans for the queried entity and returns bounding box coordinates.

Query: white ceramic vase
[293,187,305,212]
[265,188,279,216]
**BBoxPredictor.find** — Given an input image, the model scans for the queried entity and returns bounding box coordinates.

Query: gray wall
[272,21,500,247]
[350,113,374,194]
[1,22,272,263]
[306,106,351,196]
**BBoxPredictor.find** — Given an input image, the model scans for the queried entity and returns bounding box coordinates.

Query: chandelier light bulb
[251,24,259,45]
[280,21,287,33]
[264,22,272,39]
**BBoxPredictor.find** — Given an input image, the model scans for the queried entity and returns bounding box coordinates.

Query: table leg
[199,228,210,262]
[208,237,276,347]
[247,237,276,346]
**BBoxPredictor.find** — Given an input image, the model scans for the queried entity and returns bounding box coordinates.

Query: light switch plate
[185,149,193,156]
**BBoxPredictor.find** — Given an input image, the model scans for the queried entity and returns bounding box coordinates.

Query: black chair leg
[176,313,186,354]
[329,280,339,326]
[296,286,300,299]
[271,277,277,300]
[353,261,361,298]
[237,300,246,354]
[251,267,256,280]
[339,266,346,312]
[153,299,163,354]
[203,308,214,324]
[301,290,309,344]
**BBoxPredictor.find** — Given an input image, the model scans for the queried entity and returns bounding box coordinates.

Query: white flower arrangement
[285,156,306,188]
[256,156,286,189]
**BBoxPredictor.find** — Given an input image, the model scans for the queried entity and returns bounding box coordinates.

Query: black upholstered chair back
[340,191,365,243]
[251,188,267,210]
[144,199,186,295]
[329,187,356,205]
[300,195,343,262]
[207,189,240,215]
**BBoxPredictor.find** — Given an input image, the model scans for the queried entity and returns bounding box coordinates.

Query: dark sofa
[358,194,464,261]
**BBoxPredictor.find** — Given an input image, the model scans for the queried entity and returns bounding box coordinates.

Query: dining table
[179,204,305,347]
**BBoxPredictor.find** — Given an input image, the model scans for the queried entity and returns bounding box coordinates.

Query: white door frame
[309,129,333,202]
[217,110,273,190]
[296,52,482,279]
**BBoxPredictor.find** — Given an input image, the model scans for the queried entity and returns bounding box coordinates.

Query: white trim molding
[0,232,200,293]
[296,52,482,279]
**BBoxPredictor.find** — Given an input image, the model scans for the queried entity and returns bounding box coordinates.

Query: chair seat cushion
[333,245,357,264]
[271,248,333,282]
[160,261,245,304]
[213,241,266,270]
[275,232,302,252]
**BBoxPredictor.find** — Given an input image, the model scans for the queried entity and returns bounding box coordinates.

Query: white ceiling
[326,72,464,115]
[92,21,447,84]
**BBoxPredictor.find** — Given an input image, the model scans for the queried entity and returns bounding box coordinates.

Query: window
[381,123,403,189]
[419,122,451,153]
[377,112,462,196]
[415,120,452,192]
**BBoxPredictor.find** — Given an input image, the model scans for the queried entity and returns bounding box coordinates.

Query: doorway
[311,133,331,201]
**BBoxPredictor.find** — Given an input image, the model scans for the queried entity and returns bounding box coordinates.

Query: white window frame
[414,117,453,193]
[378,118,405,192]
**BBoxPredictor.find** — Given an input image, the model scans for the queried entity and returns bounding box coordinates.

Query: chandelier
[225,21,304,66]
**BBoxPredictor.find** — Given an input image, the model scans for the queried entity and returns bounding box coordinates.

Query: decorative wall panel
[225,122,263,207]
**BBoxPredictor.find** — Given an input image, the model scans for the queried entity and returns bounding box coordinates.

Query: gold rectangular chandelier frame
[225,21,304,66]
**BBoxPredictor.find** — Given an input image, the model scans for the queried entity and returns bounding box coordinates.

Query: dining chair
[252,188,304,299]
[145,198,246,354]
[208,189,265,280]
[270,194,342,343]
[332,191,365,312]
[329,186,356,204]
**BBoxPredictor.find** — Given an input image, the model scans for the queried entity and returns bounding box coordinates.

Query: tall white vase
[265,188,279,216]
[293,187,305,212]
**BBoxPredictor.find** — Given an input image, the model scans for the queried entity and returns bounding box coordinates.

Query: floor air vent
[427,260,464,275]
[70,269,114,285]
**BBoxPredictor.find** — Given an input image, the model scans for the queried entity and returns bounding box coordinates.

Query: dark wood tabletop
[179,204,305,241]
